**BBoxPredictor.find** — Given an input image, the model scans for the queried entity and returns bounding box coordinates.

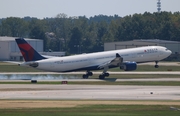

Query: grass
[0,65,42,72]
[0,105,179,116]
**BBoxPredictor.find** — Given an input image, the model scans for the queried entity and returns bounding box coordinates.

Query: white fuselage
[28,46,171,72]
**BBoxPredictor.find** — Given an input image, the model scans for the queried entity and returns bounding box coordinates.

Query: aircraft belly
[54,61,90,72]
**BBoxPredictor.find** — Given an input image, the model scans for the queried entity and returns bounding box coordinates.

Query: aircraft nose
[169,50,172,54]
[167,50,172,56]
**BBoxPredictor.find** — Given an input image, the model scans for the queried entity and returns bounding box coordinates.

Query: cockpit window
[165,49,168,51]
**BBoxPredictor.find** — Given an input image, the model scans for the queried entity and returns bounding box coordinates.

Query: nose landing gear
[154,61,159,68]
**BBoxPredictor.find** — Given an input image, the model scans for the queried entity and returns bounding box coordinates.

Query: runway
[0,84,180,100]
[0,71,180,101]
[1,71,180,75]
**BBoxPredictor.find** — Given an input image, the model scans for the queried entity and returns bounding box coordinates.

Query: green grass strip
[0,105,180,116]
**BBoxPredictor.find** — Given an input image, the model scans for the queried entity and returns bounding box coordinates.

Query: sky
[0,0,180,19]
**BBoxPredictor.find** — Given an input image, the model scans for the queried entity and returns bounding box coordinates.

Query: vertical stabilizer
[15,38,46,62]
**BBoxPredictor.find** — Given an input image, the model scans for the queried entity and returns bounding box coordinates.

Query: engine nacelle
[120,62,137,71]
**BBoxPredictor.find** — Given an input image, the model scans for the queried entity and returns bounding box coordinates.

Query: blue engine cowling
[120,62,137,71]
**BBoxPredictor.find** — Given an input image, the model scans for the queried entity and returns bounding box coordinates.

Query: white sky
[0,0,180,19]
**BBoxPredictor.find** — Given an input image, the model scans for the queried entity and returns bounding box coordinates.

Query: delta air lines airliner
[15,38,171,79]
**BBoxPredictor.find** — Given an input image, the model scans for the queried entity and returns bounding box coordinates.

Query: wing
[98,53,123,69]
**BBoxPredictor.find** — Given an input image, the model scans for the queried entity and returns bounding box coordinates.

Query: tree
[68,27,82,54]
[0,17,28,37]
[1,12,180,54]
[29,19,47,50]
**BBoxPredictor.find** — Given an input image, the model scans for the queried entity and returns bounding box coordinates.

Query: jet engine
[120,62,137,71]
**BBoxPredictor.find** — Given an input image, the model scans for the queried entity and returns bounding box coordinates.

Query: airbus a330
[14,38,172,79]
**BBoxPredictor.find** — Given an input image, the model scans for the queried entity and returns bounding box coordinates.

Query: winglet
[15,38,46,62]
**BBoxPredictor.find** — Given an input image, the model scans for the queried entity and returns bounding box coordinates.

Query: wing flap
[98,53,123,69]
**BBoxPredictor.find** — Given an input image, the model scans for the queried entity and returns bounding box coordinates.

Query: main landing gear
[99,72,109,79]
[155,61,159,68]
[82,71,93,79]
[99,66,110,79]
[82,71,110,80]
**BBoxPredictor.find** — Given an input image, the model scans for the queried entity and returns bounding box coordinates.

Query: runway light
[31,80,37,83]
[62,81,68,84]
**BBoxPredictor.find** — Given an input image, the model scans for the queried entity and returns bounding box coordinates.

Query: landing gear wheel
[99,75,105,79]
[99,72,110,79]
[82,74,88,79]
[104,73,109,77]
[87,72,93,76]
[155,65,159,68]
[82,71,93,79]
[154,61,159,68]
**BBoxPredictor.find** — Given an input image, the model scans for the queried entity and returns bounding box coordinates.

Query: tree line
[0,12,180,54]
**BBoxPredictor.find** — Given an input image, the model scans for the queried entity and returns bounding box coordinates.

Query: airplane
[14,38,171,79]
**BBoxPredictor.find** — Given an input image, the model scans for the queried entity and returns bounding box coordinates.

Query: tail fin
[15,38,46,62]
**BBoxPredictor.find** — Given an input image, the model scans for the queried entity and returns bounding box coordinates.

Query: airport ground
[0,62,180,115]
